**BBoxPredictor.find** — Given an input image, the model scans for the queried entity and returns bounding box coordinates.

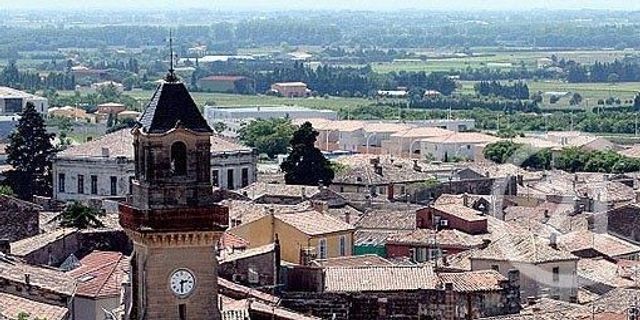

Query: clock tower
[120,68,228,319]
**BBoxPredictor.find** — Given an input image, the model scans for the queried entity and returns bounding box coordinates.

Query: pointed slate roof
[138,80,212,134]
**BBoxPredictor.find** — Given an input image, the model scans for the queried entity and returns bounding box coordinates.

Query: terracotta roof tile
[0,255,76,296]
[275,210,354,236]
[437,270,506,292]
[431,204,488,222]
[311,254,393,267]
[67,250,128,298]
[10,228,77,257]
[323,265,436,292]
[355,206,418,230]
[471,234,578,264]
[558,230,640,258]
[387,228,484,248]
[0,292,69,320]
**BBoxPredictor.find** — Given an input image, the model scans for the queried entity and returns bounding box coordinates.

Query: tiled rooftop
[0,255,76,297]
[239,182,322,200]
[386,228,484,248]
[471,234,578,264]
[576,258,635,289]
[558,230,640,258]
[310,254,393,267]
[275,210,354,236]
[355,206,418,230]
[0,292,69,320]
[58,129,250,158]
[10,228,77,257]
[431,204,488,222]
[220,243,276,263]
[323,265,436,292]
[437,270,506,292]
[67,250,128,298]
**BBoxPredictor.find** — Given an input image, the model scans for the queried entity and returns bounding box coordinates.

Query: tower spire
[165,29,178,82]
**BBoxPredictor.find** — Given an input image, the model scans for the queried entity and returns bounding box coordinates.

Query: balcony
[119,202,228,233]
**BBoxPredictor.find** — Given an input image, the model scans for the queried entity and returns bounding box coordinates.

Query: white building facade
[0,86,48,115]
[53,130,258,202]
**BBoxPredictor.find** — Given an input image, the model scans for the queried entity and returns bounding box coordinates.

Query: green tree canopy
[53,201,105,229]
[280,122,334,186]
[6,102,56,199]
[238,118,296,157]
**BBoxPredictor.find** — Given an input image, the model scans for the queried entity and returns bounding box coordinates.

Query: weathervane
[165,29,178,82]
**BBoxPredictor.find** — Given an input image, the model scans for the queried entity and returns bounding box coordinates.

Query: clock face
[169,269,196,298]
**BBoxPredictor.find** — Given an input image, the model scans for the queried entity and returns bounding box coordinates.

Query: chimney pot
[0,239,9,255]
[101,147,110,157]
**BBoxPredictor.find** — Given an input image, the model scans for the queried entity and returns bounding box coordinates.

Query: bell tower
[120,61,227,319]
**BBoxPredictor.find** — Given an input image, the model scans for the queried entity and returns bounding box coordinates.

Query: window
[241,168,249,187]
[339,236,348,256]
[466,145,471,150]
[4,98,22,113]
[58,174,65,193]
[212,170,219,187]
[491,265,500,272]
[77,175,84,194]
[110,176,117,196]
[170,141,187,176]
[178,304,187,320]
[318,238,328,259]
[90,175,98,195]
[552,267,560,282]
[414,247,427,262]
[227,169,234,190]
[428,248,441,260]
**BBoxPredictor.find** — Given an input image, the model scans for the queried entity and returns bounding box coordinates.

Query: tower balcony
[119,202,228,233]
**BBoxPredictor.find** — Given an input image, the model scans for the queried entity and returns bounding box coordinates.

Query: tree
[53,201,105,229]
[569,93,583,106]
[6,102,56,199]
[280,122,334,186]
[483,140,520,164]
[238,118,295,157]
[213,121,227,134]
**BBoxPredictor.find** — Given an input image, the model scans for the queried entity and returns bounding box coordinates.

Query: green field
[458,80,640,110]
[59,90,374,111]
[354,50,638,74]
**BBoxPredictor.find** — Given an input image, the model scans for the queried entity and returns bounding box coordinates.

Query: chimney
[301,187,306,199]
[413,159,421,171]
[344,211,351,224]
[544,209,550,218]
[25,273,31,286]
[101,147,110,157]
[480,239,492,249]
[549,233,558,249]
[0,239,9,255]
[462,193,469,207]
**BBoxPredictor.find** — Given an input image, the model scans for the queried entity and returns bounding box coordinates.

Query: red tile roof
[0,292,69,320]
[323,265,436,292]
[310,254,393,267]
[67,250,128,298]
[438,270,506,292]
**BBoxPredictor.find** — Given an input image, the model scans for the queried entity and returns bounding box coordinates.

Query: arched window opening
[171,142,187,176]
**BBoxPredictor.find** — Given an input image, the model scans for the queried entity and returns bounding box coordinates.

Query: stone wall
[0,195,40,242]
[18,229,130,266]
[219,247,278,288]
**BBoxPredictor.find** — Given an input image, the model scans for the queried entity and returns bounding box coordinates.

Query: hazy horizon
[2,0,640,11]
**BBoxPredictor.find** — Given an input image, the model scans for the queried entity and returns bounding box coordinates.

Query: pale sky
[1,0,639,11]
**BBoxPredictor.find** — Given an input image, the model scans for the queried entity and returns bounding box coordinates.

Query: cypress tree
[280,122,334,186]
[6,102,56,199]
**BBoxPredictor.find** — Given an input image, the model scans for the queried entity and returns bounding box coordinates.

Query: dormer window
[171,141,187,176]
